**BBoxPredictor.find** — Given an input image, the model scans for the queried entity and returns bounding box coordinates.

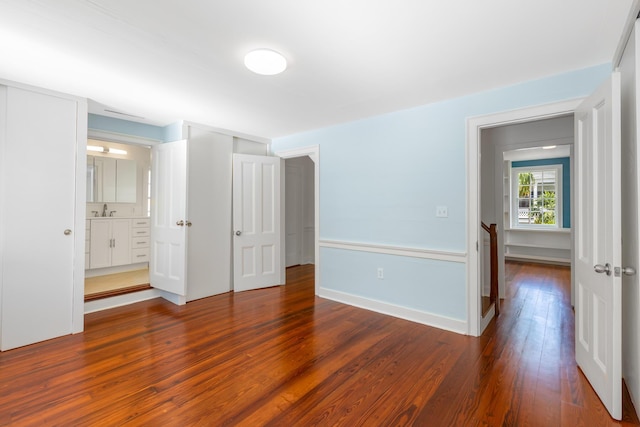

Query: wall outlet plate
[436,206,448,217]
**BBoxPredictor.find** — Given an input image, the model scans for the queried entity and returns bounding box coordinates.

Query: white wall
[619,19,640,418]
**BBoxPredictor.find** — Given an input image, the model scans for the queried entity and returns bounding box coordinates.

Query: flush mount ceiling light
[244,49,287,75]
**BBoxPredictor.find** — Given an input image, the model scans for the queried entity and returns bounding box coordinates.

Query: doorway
[276,145,320,292]
[467,99,582,336]
[84,138,153,300]
[285,156,315,268]
[479,115,574,316]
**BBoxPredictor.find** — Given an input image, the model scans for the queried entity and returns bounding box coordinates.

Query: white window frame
[510,164,563,229]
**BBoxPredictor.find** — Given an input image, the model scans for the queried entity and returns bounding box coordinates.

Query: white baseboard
[318,287,467,335]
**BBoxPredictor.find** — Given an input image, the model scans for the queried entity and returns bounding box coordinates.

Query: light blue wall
[272,63,611,324]
[511,157,571,228]
[88,114,180,142]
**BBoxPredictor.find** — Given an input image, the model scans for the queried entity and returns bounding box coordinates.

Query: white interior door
[574,72,622,420]
[1,87,77,350]
[150,140,188,296]
[233,154,282,292]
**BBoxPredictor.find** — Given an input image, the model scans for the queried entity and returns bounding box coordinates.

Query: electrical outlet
[436,206,448,218]
[377,268,384,279]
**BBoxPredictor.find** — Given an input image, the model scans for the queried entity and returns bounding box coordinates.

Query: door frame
[466,99,582,336]
[274,145,320,294]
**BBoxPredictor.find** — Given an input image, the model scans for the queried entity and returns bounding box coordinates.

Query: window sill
[505,227,571,234]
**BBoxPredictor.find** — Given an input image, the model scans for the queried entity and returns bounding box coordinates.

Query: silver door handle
[594,263,612,276]
[615,267,636,277]
[186,221,192,227]
[64,229,72,235]
[176,220,184,226]
[621,267,636,276]
[235,230,241,236]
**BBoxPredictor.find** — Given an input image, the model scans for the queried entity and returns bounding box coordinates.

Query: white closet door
[233,154,283,292]
[1,86,77,350]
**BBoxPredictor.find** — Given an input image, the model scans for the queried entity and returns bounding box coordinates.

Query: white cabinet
[89,219,132,269]
[0,84,86,350]
[131,218,150,263]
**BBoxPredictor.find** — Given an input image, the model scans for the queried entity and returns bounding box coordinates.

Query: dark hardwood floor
[1,262,638,425]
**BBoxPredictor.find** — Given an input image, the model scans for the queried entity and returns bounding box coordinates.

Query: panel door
[574,73,622,420]
[233,154,282,292]
[1,86,77,350]
[150,140,187,296]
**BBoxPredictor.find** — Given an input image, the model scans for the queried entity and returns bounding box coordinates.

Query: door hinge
[476,241,478,251]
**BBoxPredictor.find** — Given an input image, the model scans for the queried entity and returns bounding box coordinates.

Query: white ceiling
[0,0,634,139]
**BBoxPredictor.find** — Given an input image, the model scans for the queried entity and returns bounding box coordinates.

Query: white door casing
[150,140,188,296]
[275,145,320,294]
[574,73,623,420]
[466,100,581,336]
[233,154,283,292]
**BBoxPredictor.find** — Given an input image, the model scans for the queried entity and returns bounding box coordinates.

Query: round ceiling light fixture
[244,49,287,75]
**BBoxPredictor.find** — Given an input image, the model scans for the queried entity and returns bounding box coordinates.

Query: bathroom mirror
[87,155,137,203]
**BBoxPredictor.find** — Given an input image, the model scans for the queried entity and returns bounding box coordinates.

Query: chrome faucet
[102,203,107,217]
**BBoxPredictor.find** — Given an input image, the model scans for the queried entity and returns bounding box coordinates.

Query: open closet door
[233,154,283,292]
[574,73,623,420]
[150,140,188,296]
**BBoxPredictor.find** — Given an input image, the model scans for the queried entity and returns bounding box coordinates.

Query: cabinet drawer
[132,228,150,237]
[131,248,149,262]
[132,236,150,248]
[132,218,150,228]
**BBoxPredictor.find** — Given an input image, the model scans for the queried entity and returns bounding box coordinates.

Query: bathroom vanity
[85,217,150,271]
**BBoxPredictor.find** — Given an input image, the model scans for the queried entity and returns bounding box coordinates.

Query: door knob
[622,267,636,276]
[64,229,72,235]
[176,220,184,226]
[235,230,242,236]
[616,266,636,276]
[594,263,612,276]
[186,221,192,227]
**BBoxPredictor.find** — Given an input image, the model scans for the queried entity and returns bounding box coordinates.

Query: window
[511,165,562,228]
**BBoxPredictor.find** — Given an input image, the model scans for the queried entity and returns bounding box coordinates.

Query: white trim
[183,120,271,145]
[480,304,495,333]
[510,163,563,229]
[466,98,582,337]
[72,99,89,334]
[84,290,163,314]
[613,0,640,68]
[319,287,467,334]
[275,145,320,294]
[319,239,466,264]
[87,129,162,146]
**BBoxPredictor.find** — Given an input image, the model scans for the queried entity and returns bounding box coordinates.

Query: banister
[481,222,500,317]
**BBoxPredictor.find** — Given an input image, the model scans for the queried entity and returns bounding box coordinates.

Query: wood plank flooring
[1,263,638,425]
[85,268,150,296]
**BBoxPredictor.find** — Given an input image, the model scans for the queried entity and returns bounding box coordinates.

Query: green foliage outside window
[516,171,557,226]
